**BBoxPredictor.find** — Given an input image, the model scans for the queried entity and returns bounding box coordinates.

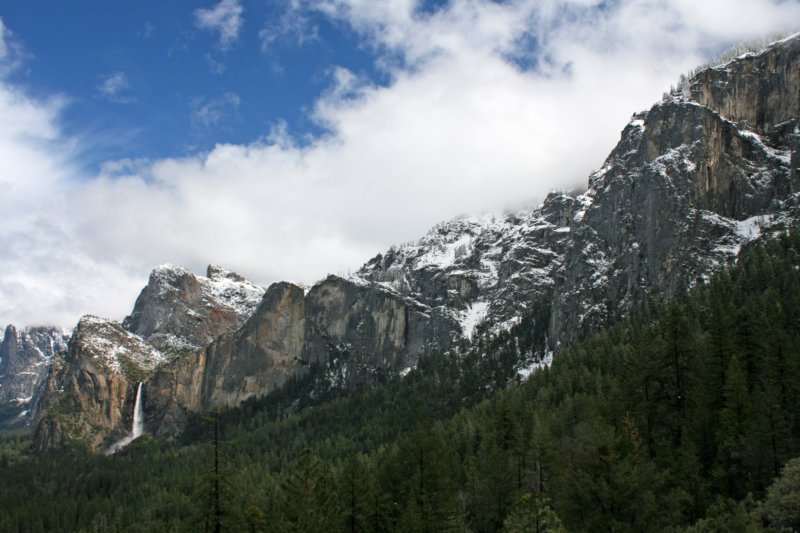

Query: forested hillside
[1,232,800,532]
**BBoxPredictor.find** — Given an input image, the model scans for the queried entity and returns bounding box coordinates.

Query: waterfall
[106,382,145,454]
[131,382,144,439]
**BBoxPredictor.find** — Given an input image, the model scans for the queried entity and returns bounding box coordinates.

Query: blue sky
[0,0,798,328]
[0,1,385,168]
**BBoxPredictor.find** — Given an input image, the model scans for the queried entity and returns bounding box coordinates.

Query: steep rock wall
[691,36,800,133]
[34,317,165,450]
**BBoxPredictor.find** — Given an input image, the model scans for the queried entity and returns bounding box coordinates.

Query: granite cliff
[0,326,69,428]
[33,265,264,450]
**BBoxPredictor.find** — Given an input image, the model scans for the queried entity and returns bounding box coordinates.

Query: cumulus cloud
[1,3,799,328]
[96,72,135,104]
[0,75,144,328]
[194,0,244,50]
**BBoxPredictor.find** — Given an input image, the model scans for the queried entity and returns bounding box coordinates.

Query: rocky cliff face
[691,35,800,135]
[145,275,459,435]
[33,316,166,450]
[356,34,800,353]
[0,325,69,428]
[34,265,264,450]
[123,264,264,353]
[32,34,800,449]
[549,36,800,347]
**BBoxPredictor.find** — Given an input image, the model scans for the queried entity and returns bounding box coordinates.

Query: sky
[0,0,798,329]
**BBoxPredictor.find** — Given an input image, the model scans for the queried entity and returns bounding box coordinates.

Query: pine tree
[763,457,800,531]
[501,493,565,533]
[281,450,337,532]
[714,355,752,499]
[192,410,239,532]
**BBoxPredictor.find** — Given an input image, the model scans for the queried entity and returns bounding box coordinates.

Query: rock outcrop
[145,276,459,435]
[34,265,265,450]
[690,35,800,134]
[0,325,69,428]
[360,34,800,353]
[33,316,165,450]
[123,264,264,353]
[549,37,800,347]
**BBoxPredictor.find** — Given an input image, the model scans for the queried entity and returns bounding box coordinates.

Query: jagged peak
[148,262,259,292]
[151,263,192,277]
[123,261,265,350]
[2,324,72,341]
[2,324,16,340]
[145,265,194,296]
[206,264,248,282]
[77,314,118,328]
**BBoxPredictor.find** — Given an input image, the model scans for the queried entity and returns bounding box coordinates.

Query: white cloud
[139,22,155,39]
[205,52,227,75]
[1,2,800,328]
[194,0,244,50]
[0,17,24,74]
[190,92,241,130]
[0,18,7,59]
[259,2,319,53]
[96,72,135,104]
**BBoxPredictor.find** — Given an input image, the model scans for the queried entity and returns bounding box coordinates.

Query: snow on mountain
[73,315,167,376]
[123,264,264,353]
[0,325,70,428]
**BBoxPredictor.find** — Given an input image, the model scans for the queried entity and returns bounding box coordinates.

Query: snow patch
[518,351,553,381]
[702,211,774,257]
[739,130,792,164]
[204,270,264,317]
[77,316,166,376]
[415,233,474,269]
[573,192,594,223]
[459,302,490,340]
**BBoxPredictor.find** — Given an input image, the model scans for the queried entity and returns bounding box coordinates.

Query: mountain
[0,325,69,428]
[359,34,800,352]
[33,265,264,450]
[32,34,800,451]
[4,231,799,531]
[123,264,265,354]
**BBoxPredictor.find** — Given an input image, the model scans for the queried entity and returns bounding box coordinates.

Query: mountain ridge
[28,32,800,451]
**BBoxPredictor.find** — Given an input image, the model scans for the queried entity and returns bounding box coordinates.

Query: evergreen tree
[763,457,800,532]
[280,450,337,532]
[501,493,565,533]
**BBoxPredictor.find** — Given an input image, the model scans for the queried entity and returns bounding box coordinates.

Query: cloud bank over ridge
[1,0,799,327]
